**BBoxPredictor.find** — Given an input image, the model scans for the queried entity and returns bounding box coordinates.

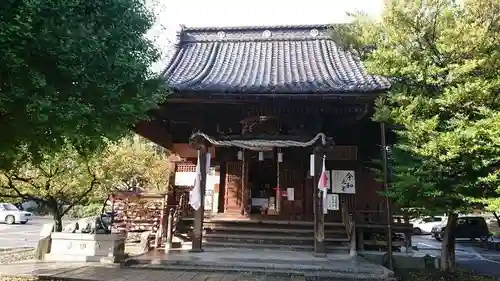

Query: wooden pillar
[357,228,365,251]
[241,150,249,216]
[165,208,174,250]
[276,150,282,215]
[349,222,357,257]
[313,147,326,256]
[191,145,208,252]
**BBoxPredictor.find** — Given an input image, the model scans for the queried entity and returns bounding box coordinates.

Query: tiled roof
[162,24,390,95]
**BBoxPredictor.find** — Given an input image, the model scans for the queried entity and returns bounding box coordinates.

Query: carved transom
[240,116,281,135]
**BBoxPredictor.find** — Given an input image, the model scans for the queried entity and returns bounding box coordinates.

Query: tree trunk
[440,213,458,272]
[492,212,500,228]
[50,208,63,232]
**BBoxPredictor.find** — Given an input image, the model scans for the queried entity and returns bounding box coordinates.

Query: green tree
[100,135,172,193]
[0,0,167,169]
[332,0,500,271]
[0,136,172,230]
[0,143,104,231]
[474,198,500,228]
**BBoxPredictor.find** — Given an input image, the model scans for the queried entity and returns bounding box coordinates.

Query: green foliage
[0,135,171,230]
[0,0,168,169]
[0,143,102,211]
[332,0,500,214]
[0,142,104,230]
[99,135,172,193]
[65,203,103,218]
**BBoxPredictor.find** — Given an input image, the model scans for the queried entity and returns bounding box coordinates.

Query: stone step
[204,233,349,242]
[198,241,349,252]
[202,225,347,235]
[204,225,314,233]
[124,258,394,280]
[128,264,394,280]
[201,241,314,251]
[178,233,350,249]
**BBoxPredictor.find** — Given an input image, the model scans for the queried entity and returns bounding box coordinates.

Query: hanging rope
[190,132,329,151]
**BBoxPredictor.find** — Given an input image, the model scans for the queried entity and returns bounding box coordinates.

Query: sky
[147,0,384,72]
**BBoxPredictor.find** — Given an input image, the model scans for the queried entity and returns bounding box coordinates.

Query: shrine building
[135,24,413,254]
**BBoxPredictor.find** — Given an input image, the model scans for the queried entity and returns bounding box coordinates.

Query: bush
[65,203,103,219]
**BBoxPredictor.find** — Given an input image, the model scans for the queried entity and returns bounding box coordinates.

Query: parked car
[0,203,33,224]
[485,234,500,250]
[412,216,445,234]
[431,216,489,241]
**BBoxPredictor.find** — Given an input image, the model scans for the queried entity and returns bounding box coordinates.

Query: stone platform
[124,247,396,280]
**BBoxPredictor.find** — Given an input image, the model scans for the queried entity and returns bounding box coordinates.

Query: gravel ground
[0,249,35,264]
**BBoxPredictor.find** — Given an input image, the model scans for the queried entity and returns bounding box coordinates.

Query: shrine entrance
[248,157,276,215]
[192,131,329,221]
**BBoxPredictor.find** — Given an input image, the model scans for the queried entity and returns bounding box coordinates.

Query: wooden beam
[191,145,208,252]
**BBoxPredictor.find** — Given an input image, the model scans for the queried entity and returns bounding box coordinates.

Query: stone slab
[124,247,394,279]
[0,262,309,281]
[47,233,126,264]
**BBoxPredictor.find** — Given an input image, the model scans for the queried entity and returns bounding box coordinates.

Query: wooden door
[224,162,243,215]
[280,162,306,220]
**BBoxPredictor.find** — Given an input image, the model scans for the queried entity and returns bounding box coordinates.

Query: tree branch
[493,212,500,228]
[0,174,49,205]
[60,163,99,217]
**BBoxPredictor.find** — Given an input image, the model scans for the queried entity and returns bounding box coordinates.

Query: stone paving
[0,248,394,280]
[0,261,306,281]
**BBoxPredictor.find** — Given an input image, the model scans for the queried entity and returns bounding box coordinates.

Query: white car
[412,216,445,234]
[0,203,33,224]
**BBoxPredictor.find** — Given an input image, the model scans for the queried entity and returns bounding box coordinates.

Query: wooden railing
[352,210,411,226]
[341,201,356,255]
[165,193,186,249]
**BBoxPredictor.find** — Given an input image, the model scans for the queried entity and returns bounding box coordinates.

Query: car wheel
[5,215,15,225]
[413,227,422,235]
[20,221,27,225]
[435,235,443,241]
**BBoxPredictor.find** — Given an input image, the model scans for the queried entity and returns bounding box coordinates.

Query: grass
[394,268,496,281]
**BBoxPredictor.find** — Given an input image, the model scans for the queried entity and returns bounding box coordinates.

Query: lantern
[277,149,283,163]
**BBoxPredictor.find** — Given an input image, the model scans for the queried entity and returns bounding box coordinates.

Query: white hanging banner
[189,151,212,211]
[327,194,339,210]
[331,170,356,194]
[189,151,202,211]
[323,190,328,214]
